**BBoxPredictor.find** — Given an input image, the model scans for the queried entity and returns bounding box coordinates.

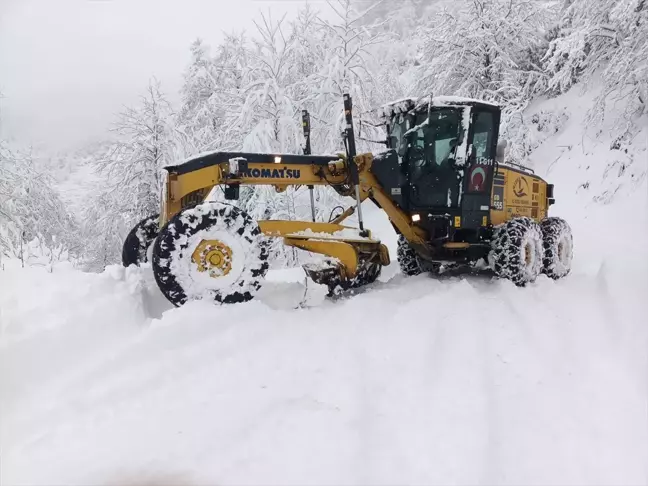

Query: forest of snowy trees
[1,0,646,270]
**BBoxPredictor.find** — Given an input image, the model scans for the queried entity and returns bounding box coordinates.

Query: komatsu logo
[244,167,301,179]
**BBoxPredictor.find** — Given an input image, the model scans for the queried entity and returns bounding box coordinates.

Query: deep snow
[1,87,648,485]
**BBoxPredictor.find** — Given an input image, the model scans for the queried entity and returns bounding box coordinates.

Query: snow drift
[2,200,646,485]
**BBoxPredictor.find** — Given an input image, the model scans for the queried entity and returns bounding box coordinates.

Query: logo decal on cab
[513,176,529,198]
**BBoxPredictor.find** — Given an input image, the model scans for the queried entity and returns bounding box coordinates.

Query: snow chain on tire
[540,217,573,279]
[396,235,447,276]
[121,214,160,267]
[396,235,423,276]
[152,202,269,306]
[489,216,543,286]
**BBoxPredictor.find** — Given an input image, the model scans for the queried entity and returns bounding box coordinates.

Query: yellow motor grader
[122,94,573,306]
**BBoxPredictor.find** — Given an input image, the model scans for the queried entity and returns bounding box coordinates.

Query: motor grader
[122,94,573,306]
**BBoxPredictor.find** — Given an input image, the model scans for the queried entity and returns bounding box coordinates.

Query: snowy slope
[2,90,648,485]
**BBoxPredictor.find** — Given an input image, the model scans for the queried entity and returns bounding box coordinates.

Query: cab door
[461,108,500,229]
[406,107,466,210]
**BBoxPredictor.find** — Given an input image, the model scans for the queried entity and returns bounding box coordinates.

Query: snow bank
[0,262,170,421]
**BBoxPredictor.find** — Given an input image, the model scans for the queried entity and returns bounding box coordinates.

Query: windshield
[407,108,462,208]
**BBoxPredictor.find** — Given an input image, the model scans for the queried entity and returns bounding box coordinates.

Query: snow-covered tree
[83,78,173,270]
[0,142,78,262]
[543,0,620,94]
[79,185,126,272]
[239,12,303,154]
[176,35,251,156]
[96,78,172,223]
[175,39,221,155]
[593,0,648,119]
[543,0,647,123]
[416,0,551,110]
[313,0,388,153]
[363,0,429,70]
[286,5,328,110]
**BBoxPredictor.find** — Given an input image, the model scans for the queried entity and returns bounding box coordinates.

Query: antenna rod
[302,109,311,155]
[302,109,316,222]
[343,93,366,235]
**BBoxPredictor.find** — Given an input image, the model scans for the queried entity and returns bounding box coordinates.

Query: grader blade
[302,254,384,296]
[282,229,389,294]
[303,258,347,289]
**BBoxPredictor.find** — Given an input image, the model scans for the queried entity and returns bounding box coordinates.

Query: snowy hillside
[2,88,647,485]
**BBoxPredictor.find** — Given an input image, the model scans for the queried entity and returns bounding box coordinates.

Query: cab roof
[381,95,499,119]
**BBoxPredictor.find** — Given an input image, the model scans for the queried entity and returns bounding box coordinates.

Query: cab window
[472,111,495,162]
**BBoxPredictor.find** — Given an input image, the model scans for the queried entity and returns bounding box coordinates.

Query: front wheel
[152,202,269,306]
[396,235,423,276]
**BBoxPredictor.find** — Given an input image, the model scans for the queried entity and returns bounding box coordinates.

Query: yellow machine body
[160,154,401,283]
[489,166,549,226]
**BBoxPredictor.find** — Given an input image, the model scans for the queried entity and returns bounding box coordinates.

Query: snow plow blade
[302,253,385,296]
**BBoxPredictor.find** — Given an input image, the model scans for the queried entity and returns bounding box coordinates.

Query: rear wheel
[540,217,573,279]
[152,202,269,306]
[489,217,543,286]
[122,214,159,267]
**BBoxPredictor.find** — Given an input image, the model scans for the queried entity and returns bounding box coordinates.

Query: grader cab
[122,94,573,306]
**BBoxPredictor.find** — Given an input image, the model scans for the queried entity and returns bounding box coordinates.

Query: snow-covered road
[2,191,647,485]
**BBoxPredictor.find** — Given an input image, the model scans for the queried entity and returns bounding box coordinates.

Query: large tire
[396,235,446,276]
[152,202,269,306]
[122,214,160,267]
[540,217,573,279]
[396,235,423,276]
[489,216,543,286]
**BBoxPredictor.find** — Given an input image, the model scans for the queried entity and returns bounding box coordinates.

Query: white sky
[0,0,323,152]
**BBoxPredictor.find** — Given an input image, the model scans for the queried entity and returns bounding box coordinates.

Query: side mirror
[496,139,508,163]
[397,143,407,158]
[467,143,477,165]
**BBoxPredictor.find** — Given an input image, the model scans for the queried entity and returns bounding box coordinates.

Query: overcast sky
[0,0,323,152]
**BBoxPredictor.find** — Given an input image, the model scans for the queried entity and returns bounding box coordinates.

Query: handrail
[497,159,534,174]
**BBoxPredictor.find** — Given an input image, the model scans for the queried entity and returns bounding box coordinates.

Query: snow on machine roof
[380,95,498,119]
